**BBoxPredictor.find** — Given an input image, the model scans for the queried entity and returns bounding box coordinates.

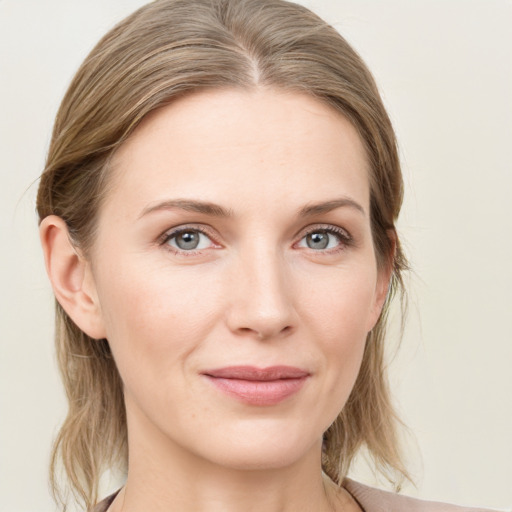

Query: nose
[225,248,296,340]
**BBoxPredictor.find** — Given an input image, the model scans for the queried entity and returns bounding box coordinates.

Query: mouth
[201,365,310,406]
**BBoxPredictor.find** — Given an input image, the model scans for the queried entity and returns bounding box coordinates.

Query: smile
[202,366,310,406]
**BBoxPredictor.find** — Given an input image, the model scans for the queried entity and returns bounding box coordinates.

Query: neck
[109,405,355,512]
[119,441,335,512]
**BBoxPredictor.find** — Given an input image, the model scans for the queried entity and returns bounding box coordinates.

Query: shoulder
[92,482,500,512]
[343,479,497,512]
[91,490,120,512]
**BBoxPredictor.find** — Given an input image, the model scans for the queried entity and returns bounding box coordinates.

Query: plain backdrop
[0,1,511,511]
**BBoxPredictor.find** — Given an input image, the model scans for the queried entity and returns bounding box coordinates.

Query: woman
[37,1,494,511]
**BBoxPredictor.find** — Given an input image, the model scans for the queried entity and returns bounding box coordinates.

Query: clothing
[92,480,497,512]
[93,491,117,512]
[343,479,497,512]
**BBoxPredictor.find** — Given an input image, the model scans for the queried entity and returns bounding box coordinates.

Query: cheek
[94,259,224,385]
[297,265,377,401]
[300,262,378,341]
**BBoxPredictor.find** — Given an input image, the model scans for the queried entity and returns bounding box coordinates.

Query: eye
[163,227,215,252]
[296,227,351,252]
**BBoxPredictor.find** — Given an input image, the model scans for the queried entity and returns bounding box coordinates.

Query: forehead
[106,88,370,218]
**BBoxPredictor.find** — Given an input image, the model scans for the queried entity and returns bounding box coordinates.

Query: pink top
[92,479,498,512]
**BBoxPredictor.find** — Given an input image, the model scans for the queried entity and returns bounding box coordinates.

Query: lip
[202,365,310,406]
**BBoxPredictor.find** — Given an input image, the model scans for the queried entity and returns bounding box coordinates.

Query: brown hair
[37,0,409,509]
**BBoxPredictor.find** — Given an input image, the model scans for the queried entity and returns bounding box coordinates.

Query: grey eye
[175,231,200,250]
[298,229,346,251]
[167,230,212,251]
[305,231,330,250]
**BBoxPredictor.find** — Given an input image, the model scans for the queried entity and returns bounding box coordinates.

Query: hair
[37,0,409,509]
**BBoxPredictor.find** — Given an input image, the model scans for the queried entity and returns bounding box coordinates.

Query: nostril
[258,324,293,340]
[234,324,293,340]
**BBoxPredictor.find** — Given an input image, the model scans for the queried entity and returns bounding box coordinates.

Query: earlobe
[39,216,106,339]
[371,267,392,326]
[368,231,397,331]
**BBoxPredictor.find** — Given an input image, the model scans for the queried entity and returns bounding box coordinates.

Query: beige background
[0,1,510,510]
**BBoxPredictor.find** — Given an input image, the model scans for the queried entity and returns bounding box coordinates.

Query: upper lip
[202,365,310,381]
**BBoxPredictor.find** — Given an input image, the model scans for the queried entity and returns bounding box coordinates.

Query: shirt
[92,479,498,512]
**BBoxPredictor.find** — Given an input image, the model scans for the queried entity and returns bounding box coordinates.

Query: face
[86,88,388,471]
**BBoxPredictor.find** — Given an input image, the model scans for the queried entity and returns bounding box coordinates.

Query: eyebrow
[299,198,366,217]
[139,196,365,220]
[139,199,233,219]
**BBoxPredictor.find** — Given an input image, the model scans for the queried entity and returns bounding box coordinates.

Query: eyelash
[158,224,353,256]
[296,224,353,254]
[159,225,218,255]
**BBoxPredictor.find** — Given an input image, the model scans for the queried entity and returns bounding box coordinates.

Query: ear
[367,230,396,331]
[39,215,107,340]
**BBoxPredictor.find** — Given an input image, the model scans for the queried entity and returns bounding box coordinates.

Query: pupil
[307,232,328,250]
[177,231,199,250]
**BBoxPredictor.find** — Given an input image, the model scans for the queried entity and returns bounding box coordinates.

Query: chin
[188,421,322,472]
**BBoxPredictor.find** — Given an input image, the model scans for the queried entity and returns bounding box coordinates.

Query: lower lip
[204,376,308,406]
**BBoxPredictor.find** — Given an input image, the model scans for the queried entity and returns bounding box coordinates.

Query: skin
[40,88,391,512]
